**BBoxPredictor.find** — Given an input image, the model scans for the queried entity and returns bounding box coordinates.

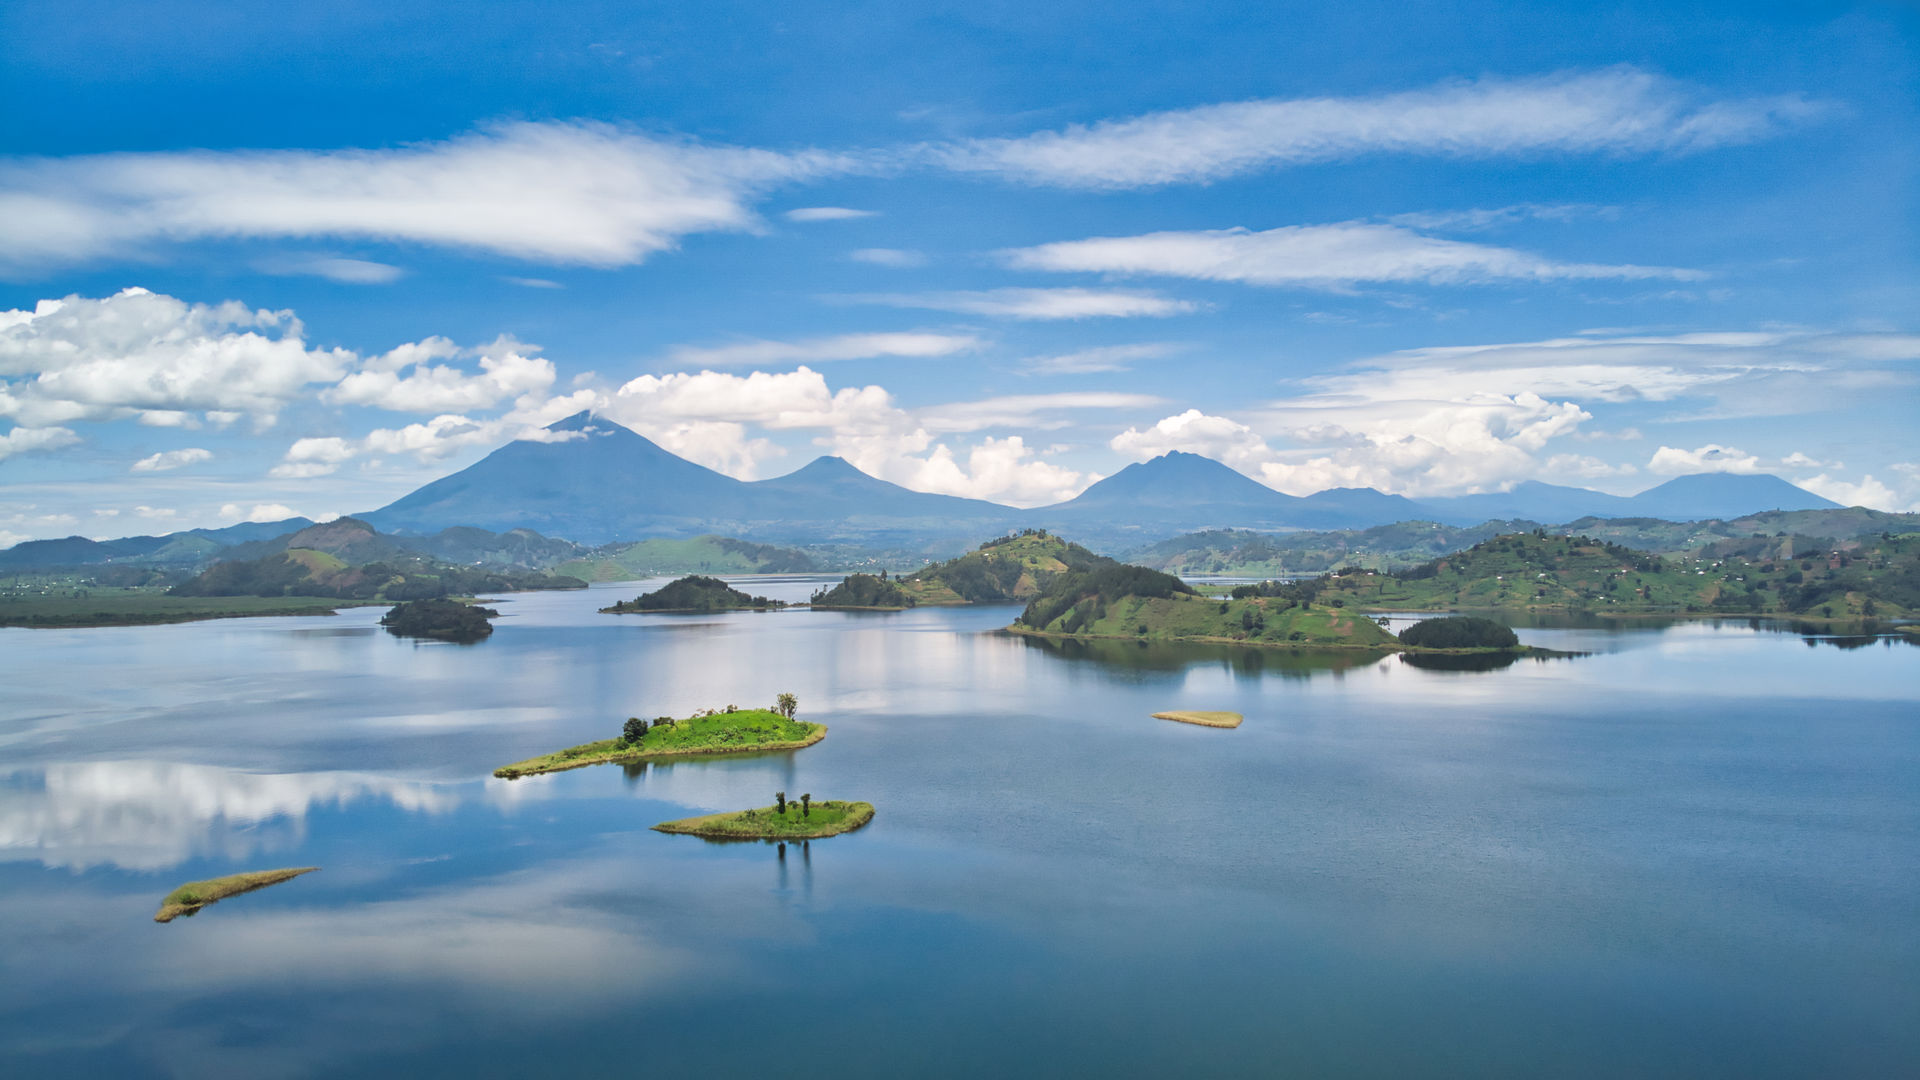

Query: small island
[809,572,915,610]
[154,867,317,922]
[381,597,499,642]
[654,794,874,839]
[1153,710,1244,728]
[601,574,787,614]
[494,696,822,778]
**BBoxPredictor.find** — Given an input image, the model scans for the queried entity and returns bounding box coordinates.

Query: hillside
[810,572,915,610]
[1011,563,1403,648]
[1316,531,1918,618]
[898,530,1117,604]
[170,546,586,601]
[600,575,787,613]
[556,535,818,582]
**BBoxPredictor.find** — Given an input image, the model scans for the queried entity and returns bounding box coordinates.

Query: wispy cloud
[0,122,845,272]
[784,206,878,222]
[936,68,1822,188]
[849,247,927,267]
[256,255,405,284]
[663,331,982,368]
[1005,222,1702,289]
[130,447,213,472]
[839,287,1199,320]
[919,391,1165,433]
[1021,342,1185,374]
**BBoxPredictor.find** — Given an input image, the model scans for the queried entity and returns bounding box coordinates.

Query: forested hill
[900,530,1117,604]
[1316,531,1919,618]
[170,548,586,601]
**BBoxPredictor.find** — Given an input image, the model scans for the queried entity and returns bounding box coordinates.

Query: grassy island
[154,867,317,922]
[1153,710,1243,728]
[809,572,915,610]
[654,797,874,839]
[494,701,822,778]
[601,574,787,614]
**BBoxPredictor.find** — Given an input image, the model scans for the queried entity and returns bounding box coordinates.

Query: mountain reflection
[0,761,456,870]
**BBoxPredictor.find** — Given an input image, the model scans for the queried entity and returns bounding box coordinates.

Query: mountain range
[4,411,1847,562]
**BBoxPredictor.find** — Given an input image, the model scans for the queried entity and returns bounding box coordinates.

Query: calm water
[1,579,1915,1078]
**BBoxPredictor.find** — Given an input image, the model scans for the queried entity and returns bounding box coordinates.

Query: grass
[154,867,318,922]
[1152,710,1244,728]
[494,708,826,778]
[654,800,875,839]
[0,588,352,628]
[1016,592,1404,650]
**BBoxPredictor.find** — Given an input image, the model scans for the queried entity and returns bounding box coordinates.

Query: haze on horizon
[1,0,1916,545]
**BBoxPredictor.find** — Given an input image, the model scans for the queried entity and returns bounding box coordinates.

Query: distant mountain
[1032,452,1423,535]
[0,517,314,569]
[1415,481,1631,524]
[744,454,1022,543]
[1415,473,1838,525]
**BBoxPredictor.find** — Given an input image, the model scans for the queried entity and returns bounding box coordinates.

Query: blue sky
[1,0,1916,543]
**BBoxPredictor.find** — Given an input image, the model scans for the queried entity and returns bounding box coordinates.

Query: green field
[493,708,826,778]
[653,800,874,839]
[1017,590,1404,649]
[0,587,349,628]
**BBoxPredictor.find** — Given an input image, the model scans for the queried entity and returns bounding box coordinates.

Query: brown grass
[1152,710,1244,729]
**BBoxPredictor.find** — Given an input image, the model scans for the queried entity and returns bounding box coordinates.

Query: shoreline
[154,867,318,922]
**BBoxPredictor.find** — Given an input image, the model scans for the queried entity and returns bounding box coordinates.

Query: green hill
[170,549,586,601]
[898,529,1117,604]
[555,534,818,582]
[809,573,915,610]
[601,575,787,613]
[1012,563,1401,648]
[1316,531,1919,618]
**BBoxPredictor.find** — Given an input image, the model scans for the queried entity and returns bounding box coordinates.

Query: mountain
[744,454,1022,543]
[0,517,314,569]
[1032,452,1424,535]
[1618,473,1841,520]
[1416,481,1632,524]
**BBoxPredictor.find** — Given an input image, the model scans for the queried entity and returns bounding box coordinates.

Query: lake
[1,578,1915,1077]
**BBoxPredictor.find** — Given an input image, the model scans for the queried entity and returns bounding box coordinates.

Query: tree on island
[775,692,798,720]
[623,717,649,743]
[800,793,811,817]
[775,791,788,814]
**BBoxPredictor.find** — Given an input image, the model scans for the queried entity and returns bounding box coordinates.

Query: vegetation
[810,572,916,609]
[0,588,348,628]
[896,529,1119,604]
[600,574,787,614]
[653,799,875,839]
[154,867,318,922]
[170,547,585,601]
[494,703,823,778]
[555,534,818,582]
[1013,563,1402,649]
[1313,531,1920,618]
[1397,616,1521,650]
[380,598,500,642]
[1152,710,1243,728]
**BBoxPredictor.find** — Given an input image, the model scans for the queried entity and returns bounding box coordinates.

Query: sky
[1,0,1916,545]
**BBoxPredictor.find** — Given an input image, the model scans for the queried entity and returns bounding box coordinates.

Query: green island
[1153,710,1243,728]
[809,572,916,610]
[893,529,1119,605]
[1011,562,1405,649]
[600,574,787,614]
[494,698,821,778]
[381,597,500,642]
[1309,530,1918,620]
[154,867,317,923]
[557,535,819,582]
[654,794,874,839]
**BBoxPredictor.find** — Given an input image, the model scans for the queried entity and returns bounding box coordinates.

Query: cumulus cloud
[841,287,1198,320]
[219,502,302,523]
[1110,409,1275,471]
[1647,443,1763,475]
[0,287,353,427]
[0,121,843,272]
[784,206,877,222]
[1004,221,1700,289]
[130,447,213,472]
[937,68,1820,188]
[1796,473,1906,511]
[0,425,79,462]
[327,336,557,413]
[663,331,981,368]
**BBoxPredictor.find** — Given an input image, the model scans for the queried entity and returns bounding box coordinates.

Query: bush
[623,717,648,743]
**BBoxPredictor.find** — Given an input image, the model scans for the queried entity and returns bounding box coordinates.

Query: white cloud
[1647,443,1764,475]
[938,68,1820,188]
[1023,342,1182,375]
[0,425,79,462]
[843,287,1198,320]
[1793,473,1904,511]
[1005,221,1700,289]
[849,247,927,267]
[0,121,843,272]
[919,392,1164,433]
[663,331,981,368]
[785,206,877,222]
[130,447,212,472]
[1110,409,1275,471]
[501,276,564,289]
[326,336,557,412]
[219,502,301,523]
[133,505,177,520]
[1385,203,1616,232]
[258,255,406,284]
[0,287,353,426]
[898,435,1090,505]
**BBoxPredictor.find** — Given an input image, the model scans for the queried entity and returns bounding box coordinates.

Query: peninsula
[654,795,874,839]
[153,867,317,922]
[494,700,821,778]
[601,574,787,614]
[808,572,916,610]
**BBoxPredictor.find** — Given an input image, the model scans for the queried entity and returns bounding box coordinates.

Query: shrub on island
[380,597,499,642]
[1397,615,1520,650]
